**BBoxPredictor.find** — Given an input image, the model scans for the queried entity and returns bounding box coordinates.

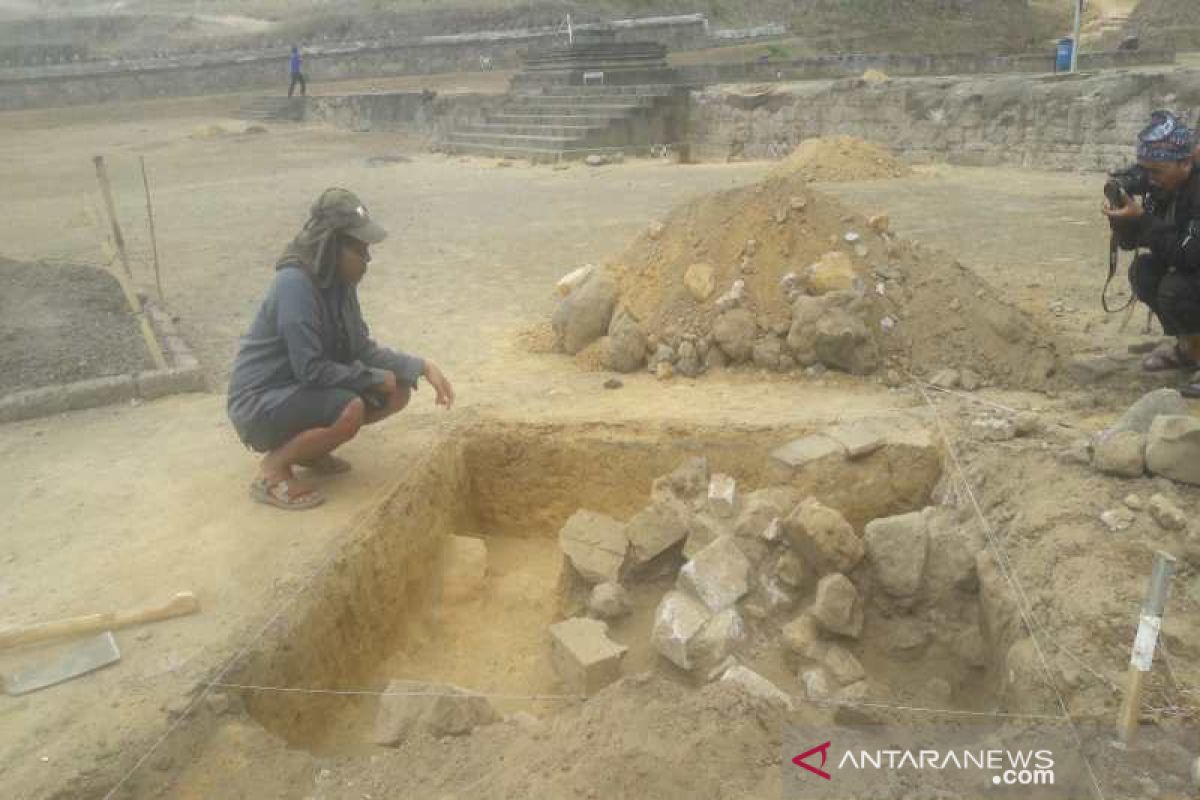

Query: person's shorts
[243,386,359,453]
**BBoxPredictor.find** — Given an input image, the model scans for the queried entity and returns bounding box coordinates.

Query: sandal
[249,477,325,510]
[1142,342,1196,372]
[298,454,352,475]
[1181,372,1200,398]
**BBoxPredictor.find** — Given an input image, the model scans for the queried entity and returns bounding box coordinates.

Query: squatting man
[1104,110,1200,394]
[227,188,455,510]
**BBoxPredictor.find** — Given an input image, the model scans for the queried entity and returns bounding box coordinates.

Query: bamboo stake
[139,156,164,304]
[1117,550,1176,743]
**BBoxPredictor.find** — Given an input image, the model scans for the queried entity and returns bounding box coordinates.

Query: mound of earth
[769,136,911,183]
[548,174,1060,389]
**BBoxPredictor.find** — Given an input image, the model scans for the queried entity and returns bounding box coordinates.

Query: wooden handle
[0,592,200,651]
[1117,665,1145,743]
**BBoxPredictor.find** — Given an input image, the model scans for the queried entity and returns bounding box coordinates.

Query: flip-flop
[1142,342,1196,372]
[249,477,325,510]
[298,454,352,475]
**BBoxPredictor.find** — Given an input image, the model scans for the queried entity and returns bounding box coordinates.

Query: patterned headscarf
[1137,110,1196,163]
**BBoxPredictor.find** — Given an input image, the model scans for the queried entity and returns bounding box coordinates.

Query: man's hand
[423,362,455,409]
[1103,196,1145,220]
[379,370,399,396]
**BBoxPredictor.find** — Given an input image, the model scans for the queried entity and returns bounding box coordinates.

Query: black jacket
[1112,166,1200,273]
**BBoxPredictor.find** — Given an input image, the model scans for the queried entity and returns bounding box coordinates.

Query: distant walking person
[288,45,307,97]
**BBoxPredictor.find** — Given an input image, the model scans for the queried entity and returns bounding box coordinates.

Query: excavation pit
[230,418,977,753]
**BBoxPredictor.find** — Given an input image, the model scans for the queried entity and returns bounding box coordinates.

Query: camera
[1104,164,1151,209]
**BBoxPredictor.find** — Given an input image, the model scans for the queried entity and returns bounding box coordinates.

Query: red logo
[793,741,833,780]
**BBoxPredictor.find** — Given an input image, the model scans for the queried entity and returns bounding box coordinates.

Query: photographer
[1104,111,1200,393]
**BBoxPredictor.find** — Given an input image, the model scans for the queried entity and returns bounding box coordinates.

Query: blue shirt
[290,51,301,75]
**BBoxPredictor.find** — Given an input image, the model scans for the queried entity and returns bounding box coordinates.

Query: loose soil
[0,257,151,394]
[608,170,1059,387]
[769,136,912,183]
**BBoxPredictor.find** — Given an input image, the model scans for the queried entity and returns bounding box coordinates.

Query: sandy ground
[0,91,1195,799]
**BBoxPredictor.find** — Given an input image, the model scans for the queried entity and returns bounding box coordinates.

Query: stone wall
[678,49,1174,84]
[306,92,505,140]
[687,67,1200,172]
[0,14,712,111]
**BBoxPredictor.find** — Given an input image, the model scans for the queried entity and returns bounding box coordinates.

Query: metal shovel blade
[1,632,121,695]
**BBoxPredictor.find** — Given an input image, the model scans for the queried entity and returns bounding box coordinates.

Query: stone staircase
[235,96,307,122]
[441,84,687,162]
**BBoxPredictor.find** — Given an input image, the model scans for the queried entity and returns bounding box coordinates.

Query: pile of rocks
[552,260,884,379]
[1089,389,1200,487]
[554,450,990,708]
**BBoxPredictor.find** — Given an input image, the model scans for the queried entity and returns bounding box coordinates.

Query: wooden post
[139,156,164,304]
[92,155,133,281]
[1117,550,1176,742]
[91,156,168,370]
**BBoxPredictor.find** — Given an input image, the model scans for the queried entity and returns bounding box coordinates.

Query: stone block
[627,499,690,566]
[825,420,886,459]
[677,535,751,613]
[684,262,716,301]
[1092,430,1146,478]
[1110,388,1188,435]
[558,510,629,584]
[548,617,627,696]
[689,608,746,670]
[812,573,864,639]
[864,510,929,598]
[781,612,824,659]
[707,473,737,518]
[821,644,866,685]
[651,590,711,670]
[1146,415,1200,486]
[720,665,793,709]
[784,498,864,576]
[770,435,845,469]
[372,681,498,746]
[552,269,617,355]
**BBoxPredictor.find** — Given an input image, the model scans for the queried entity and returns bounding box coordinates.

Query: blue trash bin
[1056,38,1074,73]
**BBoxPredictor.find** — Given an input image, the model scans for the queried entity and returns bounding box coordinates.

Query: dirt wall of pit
[689,66,1200,171]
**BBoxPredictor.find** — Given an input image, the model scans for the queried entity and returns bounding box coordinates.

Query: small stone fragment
[1100,508,1135,532]
[1148,493,1187,531]
[588,582,632,619]
[822,645,866,685]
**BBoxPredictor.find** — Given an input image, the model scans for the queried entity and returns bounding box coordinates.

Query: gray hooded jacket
[226,198,423,447]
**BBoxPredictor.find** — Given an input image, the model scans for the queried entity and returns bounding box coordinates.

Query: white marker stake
[1117,550,1176,743]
